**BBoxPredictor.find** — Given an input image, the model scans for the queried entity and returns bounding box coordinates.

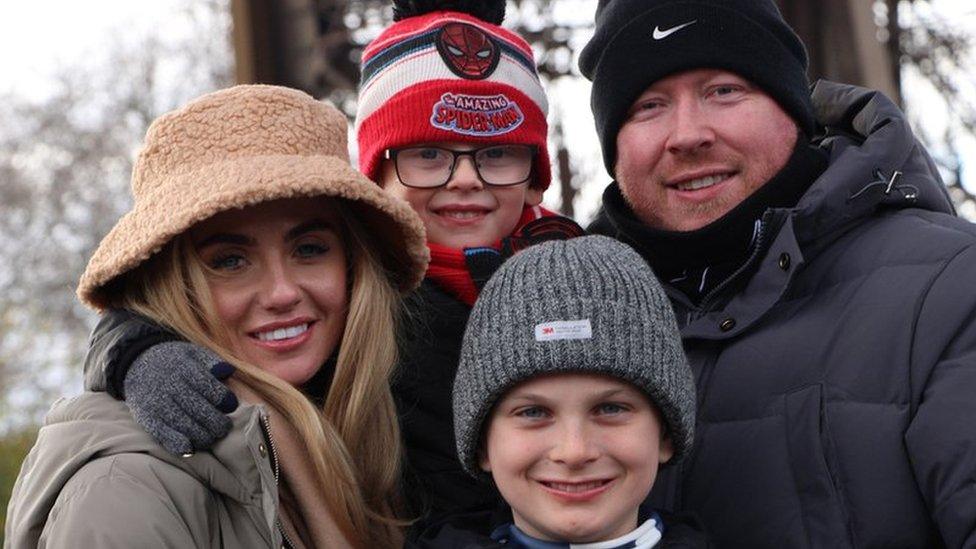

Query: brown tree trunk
[552,117,576,218]
[778,0,901,104]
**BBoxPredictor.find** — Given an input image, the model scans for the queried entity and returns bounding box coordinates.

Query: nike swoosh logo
[653,20,698,40]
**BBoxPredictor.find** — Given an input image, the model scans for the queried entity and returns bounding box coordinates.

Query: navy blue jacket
[591,81,976,548]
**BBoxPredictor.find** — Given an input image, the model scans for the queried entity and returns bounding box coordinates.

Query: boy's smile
[378,141,543,249]
[481,373,673,543]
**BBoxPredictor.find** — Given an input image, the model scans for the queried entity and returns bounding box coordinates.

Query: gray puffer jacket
[592,80,976,548]
[4,392,287,548]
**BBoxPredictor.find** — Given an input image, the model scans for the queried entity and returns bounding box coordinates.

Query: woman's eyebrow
[286,219,334,241]
[195,233,254,250]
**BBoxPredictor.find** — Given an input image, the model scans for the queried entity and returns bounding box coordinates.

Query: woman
[3,85,428,548]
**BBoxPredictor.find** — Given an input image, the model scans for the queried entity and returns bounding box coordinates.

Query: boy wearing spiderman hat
[354,0,584,524]
[356,0,582,304]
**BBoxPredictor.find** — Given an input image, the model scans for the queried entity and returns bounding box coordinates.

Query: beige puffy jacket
[4,392,287,548]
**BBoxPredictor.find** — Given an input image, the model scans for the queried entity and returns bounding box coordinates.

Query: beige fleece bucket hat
[78,84,429,310]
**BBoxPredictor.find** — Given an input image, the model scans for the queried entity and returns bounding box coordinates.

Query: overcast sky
[1,1,179,97]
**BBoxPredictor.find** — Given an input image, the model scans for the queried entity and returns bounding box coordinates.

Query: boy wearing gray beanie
[433,236,708,548]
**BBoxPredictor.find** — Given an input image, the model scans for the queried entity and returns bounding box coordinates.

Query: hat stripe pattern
[356,18,546,133]
[354,11,551,188]
[356,49,547,133]
[363,12,535,66]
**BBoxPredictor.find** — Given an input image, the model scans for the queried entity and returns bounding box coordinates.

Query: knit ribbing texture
[453,235,696,479]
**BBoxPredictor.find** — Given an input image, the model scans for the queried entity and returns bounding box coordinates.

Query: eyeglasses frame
[383,144,537,189]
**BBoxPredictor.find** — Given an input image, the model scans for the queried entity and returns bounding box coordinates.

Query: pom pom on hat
[392,0,505,24]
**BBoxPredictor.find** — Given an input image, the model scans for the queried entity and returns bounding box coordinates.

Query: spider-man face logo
[436,23,500,80]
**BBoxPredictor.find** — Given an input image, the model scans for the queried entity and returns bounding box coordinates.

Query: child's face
[378,141,543,249]
[481,372,673,543]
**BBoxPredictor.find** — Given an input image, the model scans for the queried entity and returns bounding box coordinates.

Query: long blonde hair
[112,200,404,547]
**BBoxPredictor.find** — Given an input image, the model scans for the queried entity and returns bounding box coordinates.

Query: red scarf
[425,205,582,306]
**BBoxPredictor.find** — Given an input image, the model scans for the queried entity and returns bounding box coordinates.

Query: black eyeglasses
[384,145,535,188]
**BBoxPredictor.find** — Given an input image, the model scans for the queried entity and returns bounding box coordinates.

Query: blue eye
[709,84,745,100]
[210,253,246,271]
[295,243,328,259]
[596,402,628,415]
[483,147,506,159]
[625,100,665,123]
[418,148,447,161]
[515,406,549,419]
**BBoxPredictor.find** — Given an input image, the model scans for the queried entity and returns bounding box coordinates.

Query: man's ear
[659,433,674,464]
[524,185,544,207]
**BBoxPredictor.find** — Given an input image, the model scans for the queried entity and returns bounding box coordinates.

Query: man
[579,0,976,547]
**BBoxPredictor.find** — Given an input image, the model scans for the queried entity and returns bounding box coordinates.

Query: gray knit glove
[123,341,239,455]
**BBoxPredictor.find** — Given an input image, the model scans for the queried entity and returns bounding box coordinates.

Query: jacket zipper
[697,211,775,313]
[671,213,778,513]
[260,414,296,549]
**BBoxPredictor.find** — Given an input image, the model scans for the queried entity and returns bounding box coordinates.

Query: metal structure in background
[230,0,900,103]
[231,0,368,102]
[232,0,976,216]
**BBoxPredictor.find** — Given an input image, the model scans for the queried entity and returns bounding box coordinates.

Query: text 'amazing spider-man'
[436,22,501,80]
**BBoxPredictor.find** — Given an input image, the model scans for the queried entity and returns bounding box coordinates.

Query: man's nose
[665,98,715,154]
[444,154,485,191]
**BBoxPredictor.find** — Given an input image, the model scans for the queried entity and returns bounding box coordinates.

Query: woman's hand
[123,342,238,455]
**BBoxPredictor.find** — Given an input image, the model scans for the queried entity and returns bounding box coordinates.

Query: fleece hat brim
[579,0,815,177]
[78,85,429,310]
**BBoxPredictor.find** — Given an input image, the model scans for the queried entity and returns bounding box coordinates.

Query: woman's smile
[192,198,349,387]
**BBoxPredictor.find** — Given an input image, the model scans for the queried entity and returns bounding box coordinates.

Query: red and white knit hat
[355,9,551,189]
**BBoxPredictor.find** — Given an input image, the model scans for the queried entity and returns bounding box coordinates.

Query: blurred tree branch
[782,0,976,210]
[0,0,234,429]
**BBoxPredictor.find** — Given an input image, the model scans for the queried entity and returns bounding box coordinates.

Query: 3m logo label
[535,320,592,342]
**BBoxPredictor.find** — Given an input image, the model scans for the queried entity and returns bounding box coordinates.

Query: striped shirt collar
[490,512,664,549]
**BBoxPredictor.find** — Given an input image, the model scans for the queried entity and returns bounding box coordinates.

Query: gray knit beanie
[453,235,696,479]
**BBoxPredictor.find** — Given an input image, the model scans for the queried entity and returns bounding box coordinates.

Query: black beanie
[579,0,816,177]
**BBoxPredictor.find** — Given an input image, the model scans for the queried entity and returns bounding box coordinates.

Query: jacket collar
[794,80,954,245]
[593,80,953,339]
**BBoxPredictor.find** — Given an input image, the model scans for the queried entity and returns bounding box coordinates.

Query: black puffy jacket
[591,81,976,547]
[394,280,502,521]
